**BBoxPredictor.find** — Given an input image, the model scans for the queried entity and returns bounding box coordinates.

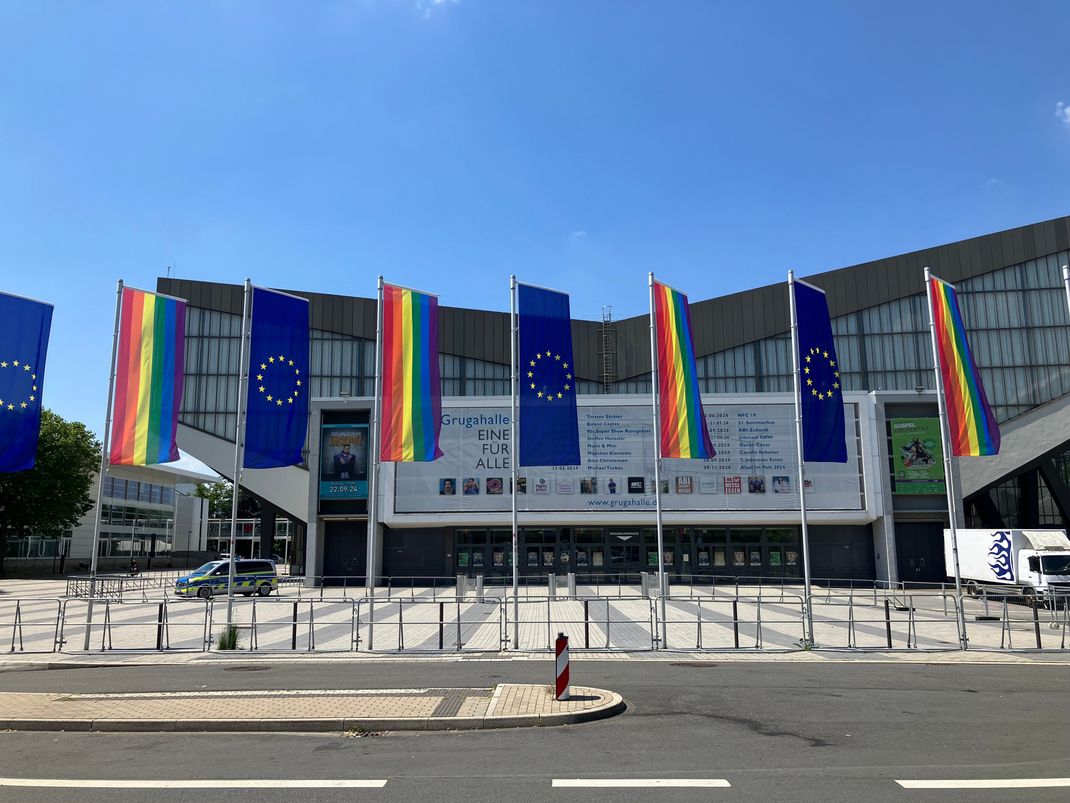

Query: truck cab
[1020,550,1070,598]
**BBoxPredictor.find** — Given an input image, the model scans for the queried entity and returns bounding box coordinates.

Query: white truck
[944,529,1070,602]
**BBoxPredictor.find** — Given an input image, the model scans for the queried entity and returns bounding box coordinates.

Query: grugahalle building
[161,215,1070,585]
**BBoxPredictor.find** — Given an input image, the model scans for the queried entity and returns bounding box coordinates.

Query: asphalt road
[0,660,1067,802]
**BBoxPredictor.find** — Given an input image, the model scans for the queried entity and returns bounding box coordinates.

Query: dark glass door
[607,533,641,577]
[731,528,764,577]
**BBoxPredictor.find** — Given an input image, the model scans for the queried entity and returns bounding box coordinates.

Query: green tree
[194,480,260,519]
[0,410,100,572]
[194,481,231,518]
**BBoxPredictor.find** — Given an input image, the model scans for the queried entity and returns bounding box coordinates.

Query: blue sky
[3,0,1070,434]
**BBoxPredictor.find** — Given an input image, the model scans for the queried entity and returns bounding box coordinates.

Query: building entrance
[895,522,946,584]
[605,530,642,576]
[448,525,802,579]
[455,529,513,577]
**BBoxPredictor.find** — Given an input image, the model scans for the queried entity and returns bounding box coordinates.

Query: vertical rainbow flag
[928,275,1000,456]
[652,279,715,459]
[110,287,186,466]
[380,283,443,462]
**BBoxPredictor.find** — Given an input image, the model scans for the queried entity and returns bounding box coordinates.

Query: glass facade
[615,251,1070,423]
[205,518,295,561]
[179,250,1070,440]
[95,477,177,557]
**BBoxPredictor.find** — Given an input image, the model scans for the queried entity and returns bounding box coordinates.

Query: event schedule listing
[583,409,788,475]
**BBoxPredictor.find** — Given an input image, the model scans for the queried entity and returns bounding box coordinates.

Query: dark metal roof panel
[158,215,1070,381]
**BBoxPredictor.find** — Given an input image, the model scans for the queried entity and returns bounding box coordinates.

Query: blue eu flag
[0,292,53,473]
[518,283,580,466]
[243,287,310,469]
[793,279,847,463]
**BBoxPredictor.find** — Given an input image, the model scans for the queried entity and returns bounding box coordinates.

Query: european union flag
[518,283,580,466]
[794,279,847,463]
[0,291,53,473]
[243,287,310,468]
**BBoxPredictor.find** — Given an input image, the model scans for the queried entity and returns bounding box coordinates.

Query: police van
[174,559,278,599]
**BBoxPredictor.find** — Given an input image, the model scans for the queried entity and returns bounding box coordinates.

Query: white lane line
[0,779,388,789]
[553,779,731,788]
[897,778,1070,789]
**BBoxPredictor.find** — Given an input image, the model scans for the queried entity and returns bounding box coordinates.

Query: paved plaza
[1,574,1068,654]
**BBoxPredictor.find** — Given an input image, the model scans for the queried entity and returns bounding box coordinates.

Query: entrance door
[640,529,678,575]
[691,529,729,574]
[323,520,366,582]
[731,528,764,577]
[487,531,512,577]
[895,522,946,584]
[607,532,641,577]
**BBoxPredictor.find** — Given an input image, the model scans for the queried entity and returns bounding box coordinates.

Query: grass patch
[217,625,240,650]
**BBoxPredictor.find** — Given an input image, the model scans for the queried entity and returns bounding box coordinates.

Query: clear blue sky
[3,0,1070,435]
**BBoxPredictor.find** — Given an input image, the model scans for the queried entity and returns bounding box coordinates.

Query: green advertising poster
[890,418,945,494]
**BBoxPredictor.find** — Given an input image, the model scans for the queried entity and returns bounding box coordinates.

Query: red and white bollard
[555,632,570,700]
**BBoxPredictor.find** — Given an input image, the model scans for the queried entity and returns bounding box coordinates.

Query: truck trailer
[943,528,1070,601]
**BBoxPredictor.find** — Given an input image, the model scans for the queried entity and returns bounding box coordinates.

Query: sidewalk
[1,647,1069,670]
[0,683,624,733]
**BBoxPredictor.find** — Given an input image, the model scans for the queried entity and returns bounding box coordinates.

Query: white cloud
[1056,101,1070,125]
[416,0,459,18]
[571,230,587,240]
[984,178,1006,190]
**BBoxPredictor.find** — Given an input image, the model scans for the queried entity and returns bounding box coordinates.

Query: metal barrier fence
[64,574,190,600]
[659,594,808,651]
[6,588,1070,654]
[62,571,974,603]
[807,593,963,650]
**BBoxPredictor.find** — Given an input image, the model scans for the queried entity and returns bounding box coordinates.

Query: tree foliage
[194,480,260,519]
[0,410,100,569]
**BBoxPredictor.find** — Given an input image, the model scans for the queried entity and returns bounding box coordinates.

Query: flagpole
[647,273,668,646]
[1062,265,1070,322]
[83,279,124,651]
[924,267,968,649]
[787,270,815,645]
[509,274,520,648]
[365,276,385,598]
[225,278,252,630]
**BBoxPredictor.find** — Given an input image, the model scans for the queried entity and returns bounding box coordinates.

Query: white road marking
[553,779,731,788]
[897,778,1070,789]
[0,778,388,789]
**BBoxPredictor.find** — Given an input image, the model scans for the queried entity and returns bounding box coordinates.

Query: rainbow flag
[928,275,1000,456]
[652,279,715,459]
[380,283,443,462]
[110,287,186,466]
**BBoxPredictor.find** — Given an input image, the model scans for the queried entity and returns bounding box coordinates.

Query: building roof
[159,214,1070,383]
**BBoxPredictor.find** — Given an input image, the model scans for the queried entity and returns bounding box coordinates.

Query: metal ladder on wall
[600,306,615,393]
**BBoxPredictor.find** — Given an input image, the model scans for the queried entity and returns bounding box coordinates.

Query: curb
[0,689,626,733]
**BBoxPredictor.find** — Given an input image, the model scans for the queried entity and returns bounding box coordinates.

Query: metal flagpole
[225,278,252,630]
[365,276,385,598]
[787,270,815,645]
[1062,265,1070,322]
[924,267,968,649]
[509,275,520,648]
[647,273,668,645]
[83,280,124,650]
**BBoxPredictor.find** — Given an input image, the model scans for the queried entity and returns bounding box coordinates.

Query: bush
[217,625,240,650]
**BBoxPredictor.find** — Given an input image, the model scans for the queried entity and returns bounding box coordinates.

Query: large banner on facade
[890,417,945,495]
[318,423,370,500]
[394,402,863,513]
